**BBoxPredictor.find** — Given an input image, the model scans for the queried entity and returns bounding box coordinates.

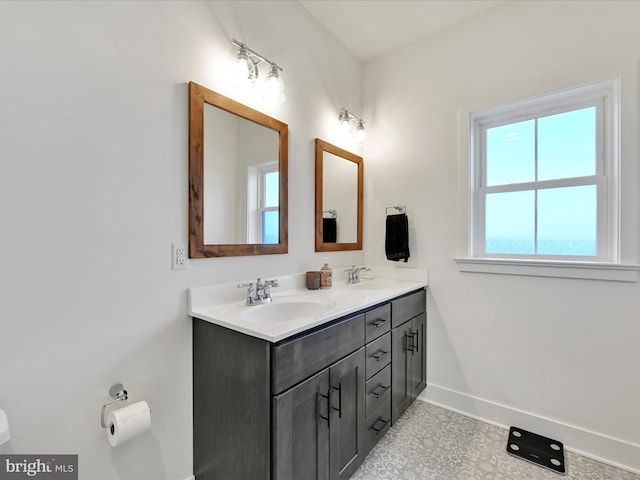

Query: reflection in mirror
[315,138,363,252]
[189,81,288,257]
[322,151,358,243]
[203,104,279,244]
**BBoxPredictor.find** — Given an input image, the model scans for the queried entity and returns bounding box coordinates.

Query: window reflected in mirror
[258,166,279,244]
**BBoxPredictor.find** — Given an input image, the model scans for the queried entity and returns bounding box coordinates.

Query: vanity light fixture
[231,39,285,103]
[338,109,365,144]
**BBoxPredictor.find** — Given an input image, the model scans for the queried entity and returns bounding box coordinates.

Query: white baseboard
[182,476,195,480]
[420,383,640,475]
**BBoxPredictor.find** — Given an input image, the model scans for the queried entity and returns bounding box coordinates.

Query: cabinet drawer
[365,364,391,418]
[364,398,391,455]
[364,304,391,343]
[272,314,364,394]
[365,332,391,380]
[391,289,426,328]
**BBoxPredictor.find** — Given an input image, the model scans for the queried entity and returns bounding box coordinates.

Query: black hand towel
[385,213,410,262]
[323,217,337,243]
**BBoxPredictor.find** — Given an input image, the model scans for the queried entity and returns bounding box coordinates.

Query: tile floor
[352,400,639,480]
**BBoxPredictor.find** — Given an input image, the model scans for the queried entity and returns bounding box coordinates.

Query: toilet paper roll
[107,401,151,447]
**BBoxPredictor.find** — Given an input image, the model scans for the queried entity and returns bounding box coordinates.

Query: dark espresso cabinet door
[329,348,366,480]
[410,313,427,398]
[273,369,330,480]
[391,319,413,424]
[391,312,427,425]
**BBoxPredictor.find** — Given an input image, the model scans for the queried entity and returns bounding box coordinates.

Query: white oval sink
[221,295,336,324]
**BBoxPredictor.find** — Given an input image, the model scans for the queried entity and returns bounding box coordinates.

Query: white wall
[0,1,362,478]
[363,0,640,472]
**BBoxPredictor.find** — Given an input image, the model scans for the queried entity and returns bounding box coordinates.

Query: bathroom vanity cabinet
[192,288,426,480]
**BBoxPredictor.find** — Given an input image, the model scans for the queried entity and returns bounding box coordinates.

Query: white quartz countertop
[189,268,428,343]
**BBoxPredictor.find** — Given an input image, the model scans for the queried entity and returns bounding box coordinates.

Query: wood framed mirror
[315,138,363,251]
[189,81,288,257]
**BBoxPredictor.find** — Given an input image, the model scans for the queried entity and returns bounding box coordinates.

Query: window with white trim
[470,80,618,262]
[246,162,279,244]
[259,165,279,244]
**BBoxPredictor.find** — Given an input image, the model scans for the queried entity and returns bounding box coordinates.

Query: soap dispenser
[320,257,332,289]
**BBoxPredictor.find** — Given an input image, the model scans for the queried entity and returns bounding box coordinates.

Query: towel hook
[100,383,128,429]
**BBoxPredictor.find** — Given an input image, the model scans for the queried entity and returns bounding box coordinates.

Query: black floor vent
[506,426,566,474]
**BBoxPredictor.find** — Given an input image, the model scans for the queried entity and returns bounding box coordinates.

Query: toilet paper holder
[100,383,128,429]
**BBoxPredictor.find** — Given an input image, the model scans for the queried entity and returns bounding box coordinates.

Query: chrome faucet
[346,266,371,285]
[238,277,279,306]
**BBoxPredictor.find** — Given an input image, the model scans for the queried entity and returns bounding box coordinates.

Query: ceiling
[298,0,507,62]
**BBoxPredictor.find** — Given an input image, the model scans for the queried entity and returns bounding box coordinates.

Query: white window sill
[454,257,640,282]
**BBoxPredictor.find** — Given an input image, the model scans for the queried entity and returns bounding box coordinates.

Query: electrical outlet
[172,243,188,270]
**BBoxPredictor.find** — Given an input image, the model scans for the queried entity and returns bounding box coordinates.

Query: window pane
[261,211,279,244]
[264,171,279,207]
[538,185,597,256]
[485,191,535,254]
[486,120,535,186]
[538,107,596,181]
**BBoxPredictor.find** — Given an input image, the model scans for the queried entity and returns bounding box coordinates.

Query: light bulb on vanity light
[339,109,352,138]
[263,63,285,103]
[231,47,258,89]
[355,119,365,144]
